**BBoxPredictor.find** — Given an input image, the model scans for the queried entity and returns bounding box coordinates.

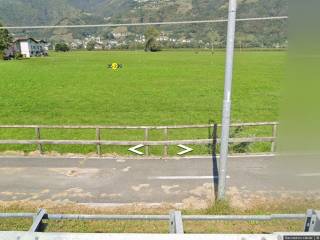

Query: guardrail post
[144,128,149,156]
[35,127,43,154]
[164,128,168,156]
[96,128,101,156]
[304,209,320,232]
[271,124,277,152]
[169,211,184,234]
[29,208,48,232]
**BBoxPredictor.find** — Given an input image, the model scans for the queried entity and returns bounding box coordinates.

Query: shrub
[55,43,70,52]
[86,41,96,51]
[144,38,161,52]
[14,52,23,60]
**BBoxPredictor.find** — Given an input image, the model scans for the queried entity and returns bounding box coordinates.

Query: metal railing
[1,209,319,239]
[0,208,309,234]
[0,122,278,156]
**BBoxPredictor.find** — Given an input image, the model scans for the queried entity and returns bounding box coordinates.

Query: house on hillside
[94,42,105,50]
[38,40,50,52]
[4,38,48,59]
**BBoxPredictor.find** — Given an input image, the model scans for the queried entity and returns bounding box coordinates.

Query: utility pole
[218,0,237,200]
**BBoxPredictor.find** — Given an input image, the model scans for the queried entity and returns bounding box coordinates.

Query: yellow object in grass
[111,63,119,70]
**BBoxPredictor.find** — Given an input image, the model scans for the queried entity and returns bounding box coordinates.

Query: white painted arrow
[177,145,193,155]
[128,144,144,155]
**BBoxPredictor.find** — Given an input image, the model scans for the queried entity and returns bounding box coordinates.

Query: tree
[207,30,221,54]
[86,40,96,51]
[0,22,12,52]
[103,32,114,40]
[236,33,258,52]
[55,43,70,52]
[144,27,161,52]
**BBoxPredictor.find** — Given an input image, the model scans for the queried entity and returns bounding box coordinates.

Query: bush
[144,38,161,52]
[150,44,161,52]
[55,43,70,52]
[86,41,96,51]
[14,52,23,60]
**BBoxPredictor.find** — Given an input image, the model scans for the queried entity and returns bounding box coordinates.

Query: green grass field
[0,50,284,155]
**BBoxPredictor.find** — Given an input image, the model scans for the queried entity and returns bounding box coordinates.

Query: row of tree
[0,22,287,56]
[54,27,162,52]
[0,23,160,54]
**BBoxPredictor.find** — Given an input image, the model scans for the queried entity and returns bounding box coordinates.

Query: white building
[13,38,47,58]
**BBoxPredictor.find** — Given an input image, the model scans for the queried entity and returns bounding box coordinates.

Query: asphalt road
[0,154,319,206]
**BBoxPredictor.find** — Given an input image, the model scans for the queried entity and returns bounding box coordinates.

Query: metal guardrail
[1,209,319,239]
[0,209,310,232]
[0,122,278,156]
[0,212,306,221]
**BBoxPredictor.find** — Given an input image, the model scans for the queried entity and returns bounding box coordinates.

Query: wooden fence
[0,122,278,156]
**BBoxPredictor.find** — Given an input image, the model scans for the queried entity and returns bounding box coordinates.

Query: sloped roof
[13,37,39,43]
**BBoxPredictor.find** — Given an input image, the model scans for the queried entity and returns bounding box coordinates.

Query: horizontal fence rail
[0,122,278,129]
[0,122,279,156]
[0,213,305,221]
[0,137,275,146]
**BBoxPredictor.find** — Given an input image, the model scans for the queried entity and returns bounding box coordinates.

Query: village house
[4,37,48,59]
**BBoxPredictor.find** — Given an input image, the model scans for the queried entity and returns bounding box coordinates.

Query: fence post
[35,127,43,154]
[29,209,48,232]
[169,211,184,234]
[164,127,168,156]
[96,128,101,156]
[271,124,277,152]
[144,128,149,156]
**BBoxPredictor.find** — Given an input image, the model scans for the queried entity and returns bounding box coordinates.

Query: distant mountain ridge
[0,0,288,47]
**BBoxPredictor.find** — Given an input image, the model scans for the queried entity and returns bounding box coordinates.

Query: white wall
[20,41,30,58]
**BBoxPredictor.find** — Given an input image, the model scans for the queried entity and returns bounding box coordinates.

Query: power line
[0,16,288,30]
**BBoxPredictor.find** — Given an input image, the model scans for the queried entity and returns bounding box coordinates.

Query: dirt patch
[190,183,214,198]
[180,183,215,209]
[100,193,122,199]
[0,168,24,175]
[226,186,320,210]
[49,168,99,177]
[161,185,180,194]
[0,192,28,196]
[0,200,179,215]
[51,188,94,199]
[122,166,131,172]
[182,196,212,209]
[131,184,150,192]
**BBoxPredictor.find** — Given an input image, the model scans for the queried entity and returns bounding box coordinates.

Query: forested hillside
[0,0,288,48]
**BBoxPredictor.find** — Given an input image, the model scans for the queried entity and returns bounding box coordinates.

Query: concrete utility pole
[218,0,237,200]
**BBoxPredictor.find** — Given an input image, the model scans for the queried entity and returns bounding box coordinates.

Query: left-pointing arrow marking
[128,144,144,155]
[177,145,193,155]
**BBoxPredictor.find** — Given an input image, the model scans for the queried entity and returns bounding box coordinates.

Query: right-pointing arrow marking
[177,145,193,155]
[128,144,144,155]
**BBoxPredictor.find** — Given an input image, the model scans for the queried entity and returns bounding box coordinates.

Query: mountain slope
[0,0,288,47]
[0,0,81,25]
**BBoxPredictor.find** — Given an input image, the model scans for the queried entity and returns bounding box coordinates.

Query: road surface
[0,154,319,206]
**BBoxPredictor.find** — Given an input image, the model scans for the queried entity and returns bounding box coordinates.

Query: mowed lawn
[0,50,284,154]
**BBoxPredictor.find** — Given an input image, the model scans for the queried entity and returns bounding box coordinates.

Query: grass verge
[0,199,317,234]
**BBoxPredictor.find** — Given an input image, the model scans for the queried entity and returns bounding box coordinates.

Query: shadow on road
[211,123,219,199]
